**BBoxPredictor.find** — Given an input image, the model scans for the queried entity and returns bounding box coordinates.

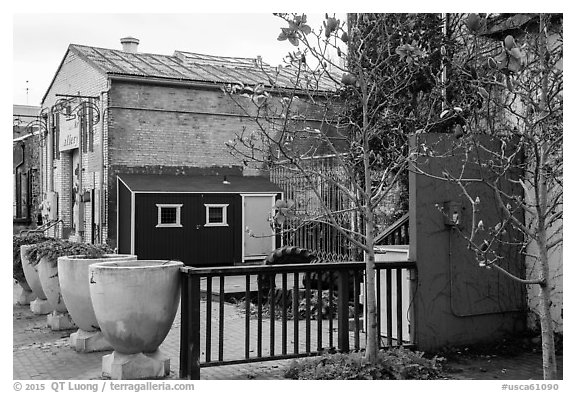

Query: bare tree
[225,13,444,362]
[410,13,562,379]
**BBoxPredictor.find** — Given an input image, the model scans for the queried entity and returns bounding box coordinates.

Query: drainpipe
[99,89,109,244]
[47,108,55,192]
[77,102,84,240]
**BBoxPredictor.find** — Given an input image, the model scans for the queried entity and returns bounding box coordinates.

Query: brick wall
[108,82,263,168]
[42,52,335,247]
[104,82,278,245]
[41,48,108,243]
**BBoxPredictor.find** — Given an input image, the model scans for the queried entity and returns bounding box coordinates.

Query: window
[205,204,229,227]
[156,204,183,228]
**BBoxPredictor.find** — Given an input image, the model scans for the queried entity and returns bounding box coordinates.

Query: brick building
[39,37,336,264]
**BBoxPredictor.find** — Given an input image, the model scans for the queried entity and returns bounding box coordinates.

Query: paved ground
[13,283,562,380]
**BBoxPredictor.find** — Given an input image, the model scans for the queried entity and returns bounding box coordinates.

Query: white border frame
[156,203,183,228]
[204,203,229,227]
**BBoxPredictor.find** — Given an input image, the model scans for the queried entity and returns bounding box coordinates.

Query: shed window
[205,204,229,227]
[156,204,183,228]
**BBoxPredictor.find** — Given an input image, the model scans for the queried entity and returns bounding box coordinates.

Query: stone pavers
[13,283,562,380]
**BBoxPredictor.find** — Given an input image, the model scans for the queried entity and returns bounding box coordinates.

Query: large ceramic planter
[21,245,47,299]
[15,280,36,305]
[38,256,69,313]
[21,245,52,314]
[59,254,137,352]
[59,254,137,331]
[89,260,183,379]
[38,255,76,330]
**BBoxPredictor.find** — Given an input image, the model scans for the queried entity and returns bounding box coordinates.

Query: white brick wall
[41,49,108,244]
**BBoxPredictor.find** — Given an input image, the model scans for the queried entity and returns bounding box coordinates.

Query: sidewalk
[13,283,562,380]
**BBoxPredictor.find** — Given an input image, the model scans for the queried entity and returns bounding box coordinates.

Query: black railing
[19,219,62,237]
[375,213,409,246]
[179,260,416,379]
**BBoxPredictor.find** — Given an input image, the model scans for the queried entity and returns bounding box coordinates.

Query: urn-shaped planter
[15,280,37,306]
[89,260,183,379]
[21,245,46,299]
[38,256,69,313]
[38,256,76,330]
[58,254,137,352]
[21,245,53,314]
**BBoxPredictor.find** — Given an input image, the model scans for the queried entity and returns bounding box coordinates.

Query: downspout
[78,102,84,240]
[100,87,110,244]
[48,107,55,192]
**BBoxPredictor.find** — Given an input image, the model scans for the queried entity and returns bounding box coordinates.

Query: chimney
[120,37,139,53]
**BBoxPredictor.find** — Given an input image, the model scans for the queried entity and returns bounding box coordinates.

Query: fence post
[179,272,201,379]
[337,268,350,352]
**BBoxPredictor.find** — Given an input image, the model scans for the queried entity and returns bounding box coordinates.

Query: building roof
[13,105,41,139]
[118,174,283,194]
[69,44,337,92]
[13,105,40,117]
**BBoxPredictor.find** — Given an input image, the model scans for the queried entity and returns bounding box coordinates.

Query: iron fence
[179,260,416,379]
[270,157,360,261]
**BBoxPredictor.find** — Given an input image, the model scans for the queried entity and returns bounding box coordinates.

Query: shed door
[243,194,276,261]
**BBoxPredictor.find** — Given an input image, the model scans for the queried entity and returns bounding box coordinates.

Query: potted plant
[27,239,113,330]
[89,260,183,379]
[21,238,59,314]
[13,234,50,305]
[58,252,137,352]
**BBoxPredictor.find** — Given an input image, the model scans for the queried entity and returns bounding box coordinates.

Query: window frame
[204,203,229,227]
[155,203,183,228]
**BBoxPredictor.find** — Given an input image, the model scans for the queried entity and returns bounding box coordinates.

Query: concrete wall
[409,133,526,351]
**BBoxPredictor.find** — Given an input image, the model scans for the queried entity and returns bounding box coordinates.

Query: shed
[117,174,282,266]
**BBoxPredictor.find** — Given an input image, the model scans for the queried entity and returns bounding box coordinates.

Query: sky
[12,13,327,106]
[10,0,562,106]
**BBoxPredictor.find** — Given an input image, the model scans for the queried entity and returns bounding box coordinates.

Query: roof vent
[120,37,139,53]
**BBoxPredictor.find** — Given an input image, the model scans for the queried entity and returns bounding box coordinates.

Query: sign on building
[59,114,80,151]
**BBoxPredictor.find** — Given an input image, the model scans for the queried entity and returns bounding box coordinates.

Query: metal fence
[270,156,359,261]
[179,260,417,379]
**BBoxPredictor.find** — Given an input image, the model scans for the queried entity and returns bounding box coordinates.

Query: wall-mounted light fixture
[443,201,461,226]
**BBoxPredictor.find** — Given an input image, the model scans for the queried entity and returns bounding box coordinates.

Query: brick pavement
[13,283,562,380]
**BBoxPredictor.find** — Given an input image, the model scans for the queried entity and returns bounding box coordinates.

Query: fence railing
[19,219,62,237]
[179,260,417,379]
[374,213,409,246]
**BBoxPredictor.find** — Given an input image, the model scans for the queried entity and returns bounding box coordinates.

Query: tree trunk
[535,14,558,380]
[360,69,379,363]
[364,227,378,362]
[537,223,557,379]
[539,280,558,379]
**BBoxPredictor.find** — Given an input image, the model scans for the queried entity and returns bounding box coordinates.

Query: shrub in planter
[13,234,51,284]
[26,240,114,268]
[26,239,113,314]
